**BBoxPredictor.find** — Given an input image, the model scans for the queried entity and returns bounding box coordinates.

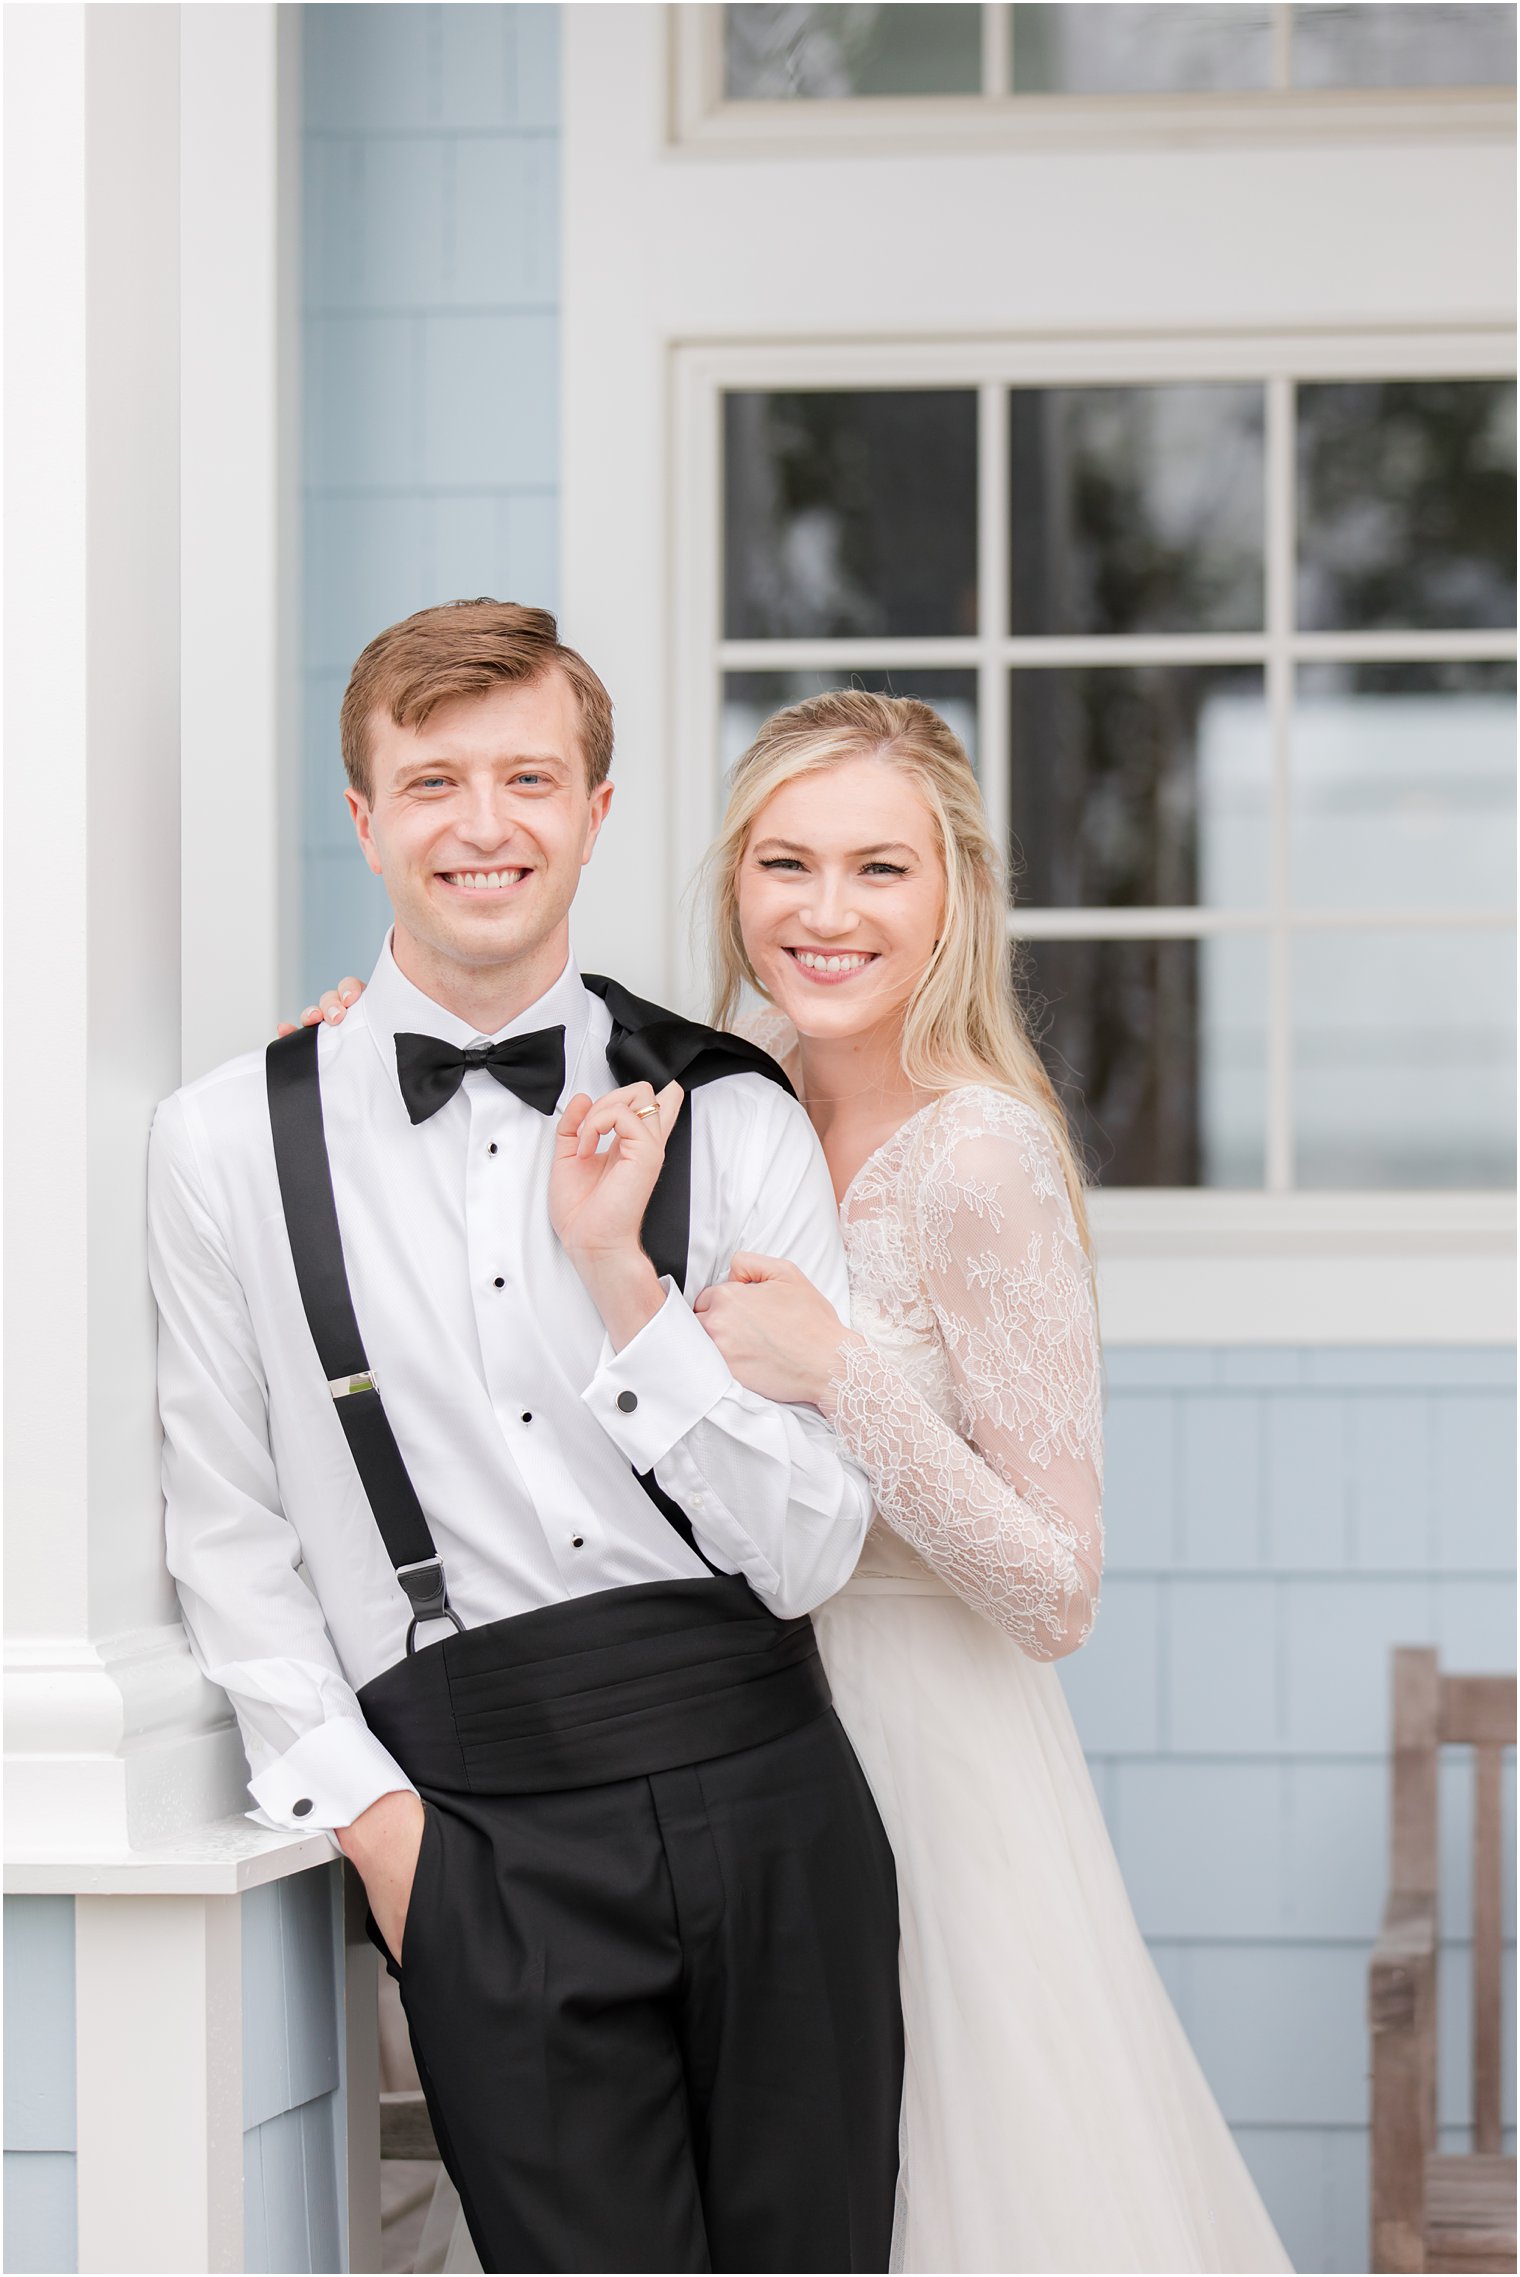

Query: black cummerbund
[356,1575,832,1796]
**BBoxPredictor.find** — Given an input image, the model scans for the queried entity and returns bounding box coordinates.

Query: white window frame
[670,322,1516,1335]
[671,3,1517,156]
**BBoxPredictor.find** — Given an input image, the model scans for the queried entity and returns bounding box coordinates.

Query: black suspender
[267,1025,463,1650]
[265,985,796,1647]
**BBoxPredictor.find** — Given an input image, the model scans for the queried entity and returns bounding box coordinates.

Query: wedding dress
[804,1064,1290,2273]
[437,1023,1291,2275]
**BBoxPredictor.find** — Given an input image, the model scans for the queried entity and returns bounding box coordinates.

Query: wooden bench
[1369,1646,1515,2274]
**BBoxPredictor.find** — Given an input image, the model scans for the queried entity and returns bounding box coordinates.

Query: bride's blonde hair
[705,689,1091,1254]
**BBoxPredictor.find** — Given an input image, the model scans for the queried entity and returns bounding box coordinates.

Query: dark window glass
[1296,379,1517,632]
[725,5,983,97]
[1009,385,1265,635]
[1292,3,1516,87]
[724,391,978,640]
[1010,667,1268,907]
[1019,932,1267,1186]
[1293,661,1516,909]
[1010,4,1272,92]
[1294,929,1515,1185]
[722,669,978,771]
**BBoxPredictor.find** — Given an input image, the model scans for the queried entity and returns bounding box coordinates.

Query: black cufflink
[616,1389,638,1413]
[292,1798,313,1818]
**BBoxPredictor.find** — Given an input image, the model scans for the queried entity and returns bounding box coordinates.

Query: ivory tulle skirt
[437,1574,1291,2275]
[813,1574,1291,2275]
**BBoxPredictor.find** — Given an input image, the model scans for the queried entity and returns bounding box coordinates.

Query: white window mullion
[716,636,981,671]
[977,381,1011,868]
[1271,2,1295,93]
[1009,905,1517,939]
[1266,373,1297,1193]
[1292,628,1518,663]
[982,3,1012,100]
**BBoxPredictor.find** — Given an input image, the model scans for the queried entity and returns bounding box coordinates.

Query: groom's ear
[345,785,383,878]
[580,777,614,869]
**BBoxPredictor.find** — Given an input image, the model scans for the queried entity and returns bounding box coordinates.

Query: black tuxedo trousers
[383,1706,903,2274]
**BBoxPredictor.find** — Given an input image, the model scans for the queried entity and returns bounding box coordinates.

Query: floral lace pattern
[831,1086,1102,1658]
[734,1008,1103,1657]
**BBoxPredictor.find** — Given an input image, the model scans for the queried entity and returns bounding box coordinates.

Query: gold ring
[633,1103,660,1119]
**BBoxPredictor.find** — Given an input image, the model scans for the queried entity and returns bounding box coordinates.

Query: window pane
[1018,934,1268,1186]
[725,5,983,98]
[1010,5,1272,92]
[722,669,978,770]
[1297,379,1517,632]
[1010,667,1269,907]
[1292,4,1516,87]
[1294,929,1515,1185]
[1293,662,1517,909]
[1010,385,1265,635]
[724,391,978,639]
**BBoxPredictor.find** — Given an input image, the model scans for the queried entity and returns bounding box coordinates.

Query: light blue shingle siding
[300,4,562,1000]
[1070,1345,1515,2270]
[3,1897,77,2274]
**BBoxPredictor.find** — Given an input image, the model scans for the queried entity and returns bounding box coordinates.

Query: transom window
[673,3,1516,146]
[722,3,1517,100]
[711,371,1516,1193]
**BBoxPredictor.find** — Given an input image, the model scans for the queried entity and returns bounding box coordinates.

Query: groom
[149,600,902,2272]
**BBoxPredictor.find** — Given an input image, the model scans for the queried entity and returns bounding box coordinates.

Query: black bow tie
[394,1027,566,1126]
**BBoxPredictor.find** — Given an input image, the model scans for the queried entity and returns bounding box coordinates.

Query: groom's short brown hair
[340,599,615,799]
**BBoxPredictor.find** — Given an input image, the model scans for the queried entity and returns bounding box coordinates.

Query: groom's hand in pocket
[337,1788,427,1967]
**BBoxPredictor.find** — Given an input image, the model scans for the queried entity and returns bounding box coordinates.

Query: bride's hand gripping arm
[827,1091,1103,1661]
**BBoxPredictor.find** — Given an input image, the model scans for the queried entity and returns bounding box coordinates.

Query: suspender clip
[328,1370,376,1400]
[398,1559,465,1654]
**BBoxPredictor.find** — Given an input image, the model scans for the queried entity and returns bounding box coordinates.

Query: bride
[300,690,1290,2274]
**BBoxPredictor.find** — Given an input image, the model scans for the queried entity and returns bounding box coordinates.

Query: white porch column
[3,10,375,2271]
[3,0,243,1861]
[3,0,300,1864]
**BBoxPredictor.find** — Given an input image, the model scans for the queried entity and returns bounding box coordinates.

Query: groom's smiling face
[347,669,613,982]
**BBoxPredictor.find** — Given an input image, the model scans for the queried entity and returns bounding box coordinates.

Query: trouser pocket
[364,1797,440,1982]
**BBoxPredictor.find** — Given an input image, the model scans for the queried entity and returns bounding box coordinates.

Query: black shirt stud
[616,1389,638,1413]
[292,1798,313,1818]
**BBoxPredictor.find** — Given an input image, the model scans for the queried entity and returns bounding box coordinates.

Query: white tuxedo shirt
[148,939,870,1832]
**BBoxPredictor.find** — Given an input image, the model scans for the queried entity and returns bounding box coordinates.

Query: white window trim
[670,5,1517,158]
[671,322,1516,1338]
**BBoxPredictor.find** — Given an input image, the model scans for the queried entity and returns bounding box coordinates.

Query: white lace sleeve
[829,1090,1104,1660]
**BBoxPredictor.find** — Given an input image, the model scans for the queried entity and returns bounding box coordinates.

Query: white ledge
[4,1816,337,1896]
[1090,1188,1516,1257]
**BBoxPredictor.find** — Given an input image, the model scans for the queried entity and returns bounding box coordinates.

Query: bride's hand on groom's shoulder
[275,977,364,1038]
[694,1256,860,1413]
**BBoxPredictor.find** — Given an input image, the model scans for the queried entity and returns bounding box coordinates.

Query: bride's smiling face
[737,757,946,1044]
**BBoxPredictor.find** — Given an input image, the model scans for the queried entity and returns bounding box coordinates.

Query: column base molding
[4,1623,248,1857]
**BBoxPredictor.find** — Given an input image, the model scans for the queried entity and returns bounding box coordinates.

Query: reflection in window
[725,5,982,98]
[1292,662,1516,909]
[1010,5,1272,93]
[1294,929,1515,1186]
[1018,934,1267,1186]
[1292,3,1516,87]
[1009,385,1265,636]
[722,669,978,771]
[1297,379,1517,632]
[724,391,978,640]
[1009,668,1268,907]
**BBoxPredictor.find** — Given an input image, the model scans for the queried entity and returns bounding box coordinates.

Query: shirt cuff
[246,1717,416,1833]
[583,1279,736,1472]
